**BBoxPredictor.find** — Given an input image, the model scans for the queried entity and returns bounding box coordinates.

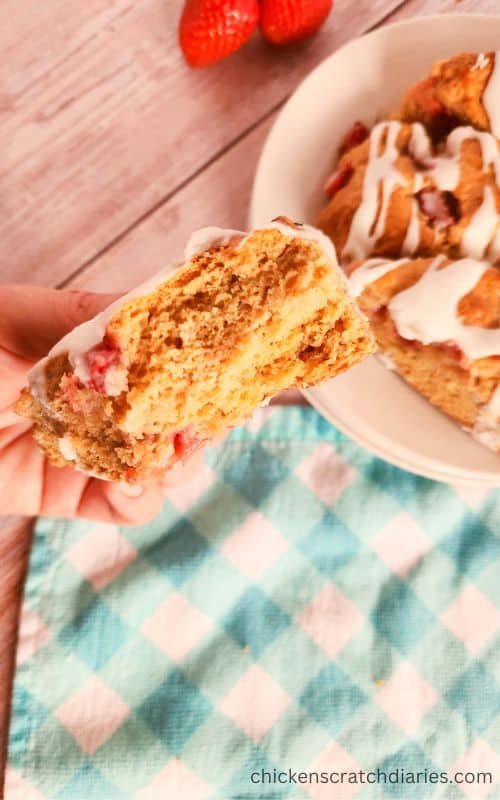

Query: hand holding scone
[0,286,200,522]
[14,221,375,486]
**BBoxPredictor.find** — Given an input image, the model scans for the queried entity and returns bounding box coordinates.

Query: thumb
[0,285,119,360]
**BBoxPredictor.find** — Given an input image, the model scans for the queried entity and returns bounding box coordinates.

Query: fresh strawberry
[339,121,369,156]
[85,338,121,394]
[179,0,259,68]
[408,78,461,140]
[173,427,202,460]
[124,467,138,483]
[323,161,353,198]
[440,340,464,362]
[430,108,462,141]
[410,78,443,119]
[416,188,459,230]
[260,0,333,45]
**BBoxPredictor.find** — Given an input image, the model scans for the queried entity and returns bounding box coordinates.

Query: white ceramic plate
[250,13,500,486]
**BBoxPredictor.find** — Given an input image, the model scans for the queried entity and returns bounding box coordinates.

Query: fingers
[0,285,118,360]
[1,436,207,522]
[99,451,206,525]
[97,482,166,526]
[1,445,165,523]
[0,429,44,516]
[90,450,206,524]
[0,419,33,449]
[0,349,39,412]
[40,462,90,518]
[38,461,165,524]
[163,450,205,487]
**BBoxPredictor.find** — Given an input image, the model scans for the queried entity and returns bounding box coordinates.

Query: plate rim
[250,11,500,224]
[303,388,500,487]
[250,11,500,486]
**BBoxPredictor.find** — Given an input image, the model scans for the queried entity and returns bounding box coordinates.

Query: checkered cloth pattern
[5,406,500,800]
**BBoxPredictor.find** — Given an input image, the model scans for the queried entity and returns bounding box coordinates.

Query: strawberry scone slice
[347,255,500,452]
[398,51,500,141]
[16,219,376,485]
[317,119,500,266]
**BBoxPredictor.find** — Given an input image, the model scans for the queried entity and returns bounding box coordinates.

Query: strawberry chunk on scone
[16,219,375,485]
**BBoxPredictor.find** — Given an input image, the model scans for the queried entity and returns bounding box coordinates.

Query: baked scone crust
[317,120,500,266]
[315,51,500,453]
[16,220,376,484]
[398,52,496,138]
[348,256,500,446]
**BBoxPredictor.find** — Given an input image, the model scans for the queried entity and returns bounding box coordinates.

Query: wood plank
[70,0,500,295]
[0,0,404,288]
[65,114,276,291]
[387,0,500,20]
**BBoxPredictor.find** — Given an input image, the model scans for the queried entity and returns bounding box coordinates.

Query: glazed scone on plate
[398,51,500,141]
[317,119,500,265]
[346,255,500,451]
[15,219,376,485]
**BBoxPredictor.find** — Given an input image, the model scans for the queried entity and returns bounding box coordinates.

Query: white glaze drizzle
[348,258,410,297]
[482,52,500,140]
[461,185,498,259]
[434,126,500,260]
[57,435,108,479]
[28,227,244,402]
[456,126,500,184]
[28,221,343,406]
[409,123,500,187]
[265,219,350,292]
[409,123,460,189]
[345,121,500,262]
[402,173,424,256]
[388,257,500,360]
[343,121,407,261]
[267,219,339,266]
[184,227,244,260]
[472,52,489,71]
[349,255,500,359]
[349,255,500,451]
[58,436,77,461]
[28,256,185,402]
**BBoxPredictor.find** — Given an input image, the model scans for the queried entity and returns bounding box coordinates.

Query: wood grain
[0,0,404,289]
[2,0,498,790]
[66,0,498,296]
[388,0,500,19]
[65,114,276,291]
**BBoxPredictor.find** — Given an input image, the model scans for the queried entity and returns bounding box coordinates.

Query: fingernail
[119,483,144,497]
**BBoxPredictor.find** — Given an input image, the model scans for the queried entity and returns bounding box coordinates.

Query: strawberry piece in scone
[16,219,375,485]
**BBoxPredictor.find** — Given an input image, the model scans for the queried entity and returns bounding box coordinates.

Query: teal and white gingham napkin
[6,406,500,799]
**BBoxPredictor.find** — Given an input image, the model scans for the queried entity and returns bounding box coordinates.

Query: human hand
[0,286,202,523]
